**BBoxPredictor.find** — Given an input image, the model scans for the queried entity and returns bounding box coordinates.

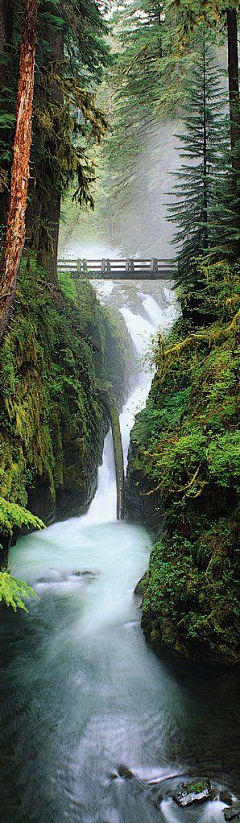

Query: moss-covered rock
[126,262,240,665]
[0,264,132,551]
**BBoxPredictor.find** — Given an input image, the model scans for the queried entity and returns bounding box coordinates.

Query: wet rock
[224,803,240,820]
[72,571,98,579]
[110,771,119,780]
[173,778,212,807]
[118,765,134,780]
[220,791,233,805]
[134,572,148,596]
[124,440,163,533]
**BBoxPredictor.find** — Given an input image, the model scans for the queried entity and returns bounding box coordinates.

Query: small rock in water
[224,803,240,820]
[173,778,212,807]
[118,765,134,780]
[72,570,98,579]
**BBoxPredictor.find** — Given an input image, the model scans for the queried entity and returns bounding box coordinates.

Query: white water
[1,282,237,823]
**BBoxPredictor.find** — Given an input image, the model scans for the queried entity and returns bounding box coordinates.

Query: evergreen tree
[0,0,110,285]
[104,0,194,247]
[167,0,239,168]
[168,37,228,287]
[27,0,111,275]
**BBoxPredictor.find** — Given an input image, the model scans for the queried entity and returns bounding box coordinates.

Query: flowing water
[0,283,239,823]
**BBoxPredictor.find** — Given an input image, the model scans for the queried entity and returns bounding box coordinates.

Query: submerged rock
[72,571,98,578]
[110,765,134,781]
[224,803,240,820]
[118,765,134,780]
[173,778,212,806]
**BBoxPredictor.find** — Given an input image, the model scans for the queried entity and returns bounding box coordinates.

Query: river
[0,282,239,823]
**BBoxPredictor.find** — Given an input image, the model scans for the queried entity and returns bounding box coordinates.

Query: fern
[0,496,44,538]
[0,570,37,612]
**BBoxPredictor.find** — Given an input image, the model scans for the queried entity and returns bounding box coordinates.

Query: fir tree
[0,0,110,287]
[105,0,194,248]
[168,36,228,287]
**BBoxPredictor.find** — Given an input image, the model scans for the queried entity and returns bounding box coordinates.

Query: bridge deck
[57,258,177,280]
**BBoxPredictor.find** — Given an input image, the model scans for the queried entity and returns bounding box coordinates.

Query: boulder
[118,765,134,780]
[173,778,212,807]
[224,804,240,820]
[219,791,233,805]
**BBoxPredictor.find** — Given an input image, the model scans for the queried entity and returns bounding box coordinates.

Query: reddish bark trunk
[0,0,37,341]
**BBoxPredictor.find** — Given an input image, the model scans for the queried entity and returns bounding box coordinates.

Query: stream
[0,281,239,823]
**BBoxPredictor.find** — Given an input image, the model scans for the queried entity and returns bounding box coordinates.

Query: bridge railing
[57,258,177,280]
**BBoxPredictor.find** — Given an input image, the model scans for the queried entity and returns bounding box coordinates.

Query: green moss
[0,263,132,606]
[128,261,240,665]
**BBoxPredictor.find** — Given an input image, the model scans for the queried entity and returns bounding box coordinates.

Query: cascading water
[0,282,239,823]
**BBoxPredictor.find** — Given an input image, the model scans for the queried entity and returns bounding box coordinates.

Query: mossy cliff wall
[125,263,240,666]
[0,266,133,552]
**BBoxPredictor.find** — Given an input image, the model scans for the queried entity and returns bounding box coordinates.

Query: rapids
[0,282,239,823]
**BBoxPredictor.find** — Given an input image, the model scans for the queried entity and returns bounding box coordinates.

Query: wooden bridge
[57,258,177,280]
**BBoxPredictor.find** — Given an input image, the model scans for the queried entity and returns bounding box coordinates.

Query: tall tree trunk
[36,27,64,282]
[0,0,37,342]
[36,190,61,280]
[227,8,239,167]
[0,0,14,222]
[202,41,208,249]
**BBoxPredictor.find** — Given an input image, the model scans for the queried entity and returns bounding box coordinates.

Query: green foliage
[0,496,44,541]
[0,0,110,253]
[168,34,229,285]
[58,270,77,302]
[128,261,240,664]
[0,263,132,592]
[208,432,240,492]
[167,0,239,47]
[142,521,240,662]
[104,0,195,233]
[0,570,37,612]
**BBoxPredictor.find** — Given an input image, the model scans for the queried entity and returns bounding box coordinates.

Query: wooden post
[82,259,88,277]
[76,258,82,276]
[101,258,106,274]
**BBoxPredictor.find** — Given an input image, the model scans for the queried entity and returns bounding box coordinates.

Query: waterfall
[3,278,232,823]
[84,284,178,523]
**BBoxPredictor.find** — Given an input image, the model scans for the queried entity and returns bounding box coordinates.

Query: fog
[59,119,181,260]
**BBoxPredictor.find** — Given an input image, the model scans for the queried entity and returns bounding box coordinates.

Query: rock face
[124,437,163,534]
[173,779,212,807]
[224,803,240,820]
[134,571,149,596]
[0,270,133,547]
